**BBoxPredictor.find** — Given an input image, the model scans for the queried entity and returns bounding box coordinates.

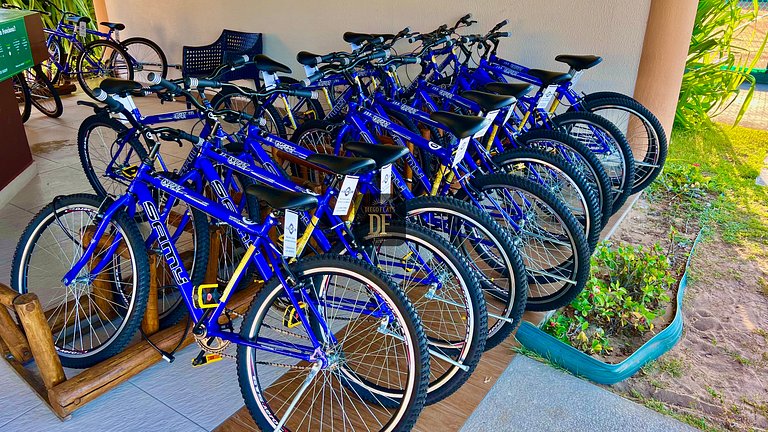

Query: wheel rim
[243,268,418,431]
[16,203,139,359]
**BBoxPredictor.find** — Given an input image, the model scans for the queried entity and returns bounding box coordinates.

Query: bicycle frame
[60,136,404,363]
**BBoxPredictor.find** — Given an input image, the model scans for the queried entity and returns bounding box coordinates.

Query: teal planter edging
[515,230,703,385]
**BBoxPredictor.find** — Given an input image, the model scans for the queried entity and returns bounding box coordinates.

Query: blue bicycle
[12,86,431,431]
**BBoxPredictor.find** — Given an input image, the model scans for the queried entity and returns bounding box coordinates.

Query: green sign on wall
[0,10,33,82]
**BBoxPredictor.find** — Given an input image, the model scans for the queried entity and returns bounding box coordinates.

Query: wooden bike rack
[0,227,261,420]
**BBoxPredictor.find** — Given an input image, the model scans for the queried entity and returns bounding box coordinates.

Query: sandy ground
[610,196,768,431]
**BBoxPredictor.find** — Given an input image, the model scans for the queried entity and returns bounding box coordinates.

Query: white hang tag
[570,70,584,86]
[452,137,471,167]
[333,175,359,215]
[283,210,299,258]
[473,109,500,139]
[114,29,120,40]
[380,164,392,201]
[303,65,319,78]
[261,71,277,90]
[111,94,137,122]
[350,43,361,51]
[78,21,87,37]
[536,85,559,110]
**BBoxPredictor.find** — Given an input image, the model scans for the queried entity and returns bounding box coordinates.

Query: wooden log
[141,254,160,335]
[0,303,32,363]
[13,293,66,390]
[0,282,19,307]
[48,283,260,416]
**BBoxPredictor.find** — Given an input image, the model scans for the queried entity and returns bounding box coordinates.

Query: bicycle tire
[577,93,668,193]
[492,146,601,251]
[11,193,149,368]
[402,195,528,350]
[509,128,613,228]
[76,39,134,99]
[550,111,635,213]
[457,173,591,311]
[211,86,288,139]
[121,36,169,85]
[339,221,486,405]
[12,73,31,123]
[25,65,63,118]
[237,254,429,432]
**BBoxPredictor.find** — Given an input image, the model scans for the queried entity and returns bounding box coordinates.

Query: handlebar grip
[177,130,203,145]
[93,89,124,113]
[401,56,420,65]
[185,77,222,89]
[367,49,390,61]
[302,70,324,86]
[461,13,472,21]
[229,55,249,67]
[495,32,511,38]
[147,72,184,94]
[288,88,319,99]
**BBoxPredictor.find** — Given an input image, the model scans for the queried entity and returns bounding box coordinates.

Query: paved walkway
[462,356,696,432]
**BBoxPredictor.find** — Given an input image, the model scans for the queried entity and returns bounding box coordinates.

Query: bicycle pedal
[192,351,223,367]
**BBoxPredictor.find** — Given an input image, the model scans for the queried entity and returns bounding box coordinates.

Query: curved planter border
[515,230,703,385]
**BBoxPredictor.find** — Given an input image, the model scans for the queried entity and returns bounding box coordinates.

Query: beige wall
[103,0,651,95]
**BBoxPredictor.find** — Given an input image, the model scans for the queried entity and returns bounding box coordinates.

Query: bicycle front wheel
[237,255,429,432]
[12,73,31,123]
[11,194,149,368]
[76,39,134,99]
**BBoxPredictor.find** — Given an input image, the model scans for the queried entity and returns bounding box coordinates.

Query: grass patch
[658,124,768,245]
[643,356,685,378]
[640,397,725,432]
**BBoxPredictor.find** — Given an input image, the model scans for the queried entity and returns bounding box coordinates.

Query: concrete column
[92,0,109,33]
[632,0,698,140]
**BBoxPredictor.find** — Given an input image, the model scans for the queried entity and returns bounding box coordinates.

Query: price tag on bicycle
[536,85,559,111]
[452,137,471,167]
[502,102,516,125]
[283,210,299,258]
[78,21,87,38]
[380,164,392,201]
[333,175,359,215]
[473,109,500,139]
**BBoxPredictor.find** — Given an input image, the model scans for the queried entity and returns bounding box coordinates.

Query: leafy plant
[544,242,675,355]
[4,0,96,33]
[676,0,768,129]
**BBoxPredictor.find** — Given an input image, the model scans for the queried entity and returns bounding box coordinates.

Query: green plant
[544,242,675,355]
[676,0,768,129]
[5,1,96,35]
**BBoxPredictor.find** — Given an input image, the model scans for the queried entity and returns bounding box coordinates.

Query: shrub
[544,242,675,355]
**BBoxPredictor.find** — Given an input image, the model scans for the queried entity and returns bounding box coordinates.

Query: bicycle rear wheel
[402,195,528,350]
[493,147,601,251]
[76,39,134,99]
[24,65,63,118]
[551,111,635,213]
[11,194,149,368]
[121,36,168,86]
[12,73,31,123]
[459,174,591,311]
[577,93,667,193]
[237,255,429,432]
